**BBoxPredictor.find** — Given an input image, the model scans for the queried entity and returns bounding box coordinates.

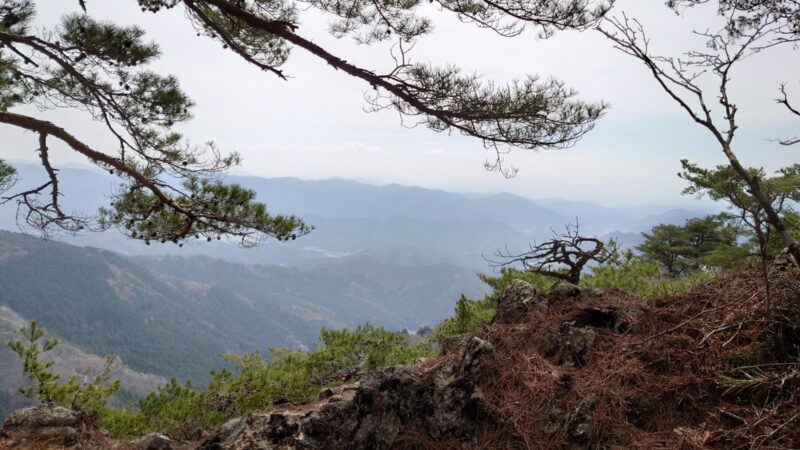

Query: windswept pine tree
[7,320,120,411]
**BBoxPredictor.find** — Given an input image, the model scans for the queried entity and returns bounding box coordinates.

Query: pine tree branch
[0,110,194,219]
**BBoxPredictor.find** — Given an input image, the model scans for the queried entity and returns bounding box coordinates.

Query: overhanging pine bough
[152,0,609,174]
[0,1,310,245]
[1,0,609,242]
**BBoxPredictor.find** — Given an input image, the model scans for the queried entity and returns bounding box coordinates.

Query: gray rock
[199,338,494,449]
[538,307,630,367]
[0,405,79,447]
[505,279,540,302]
[458,337,494,376]
[539,323,600,367]
[440,333,468,356]
[549,281,581,298]
[565,395,598,447]
[316,387,335,401]
[581,287,604,297]
[137,432,173,450]
[775,248,798,270]
[494,279,544,324]
[571,307,630,333]
[544,396,597,449]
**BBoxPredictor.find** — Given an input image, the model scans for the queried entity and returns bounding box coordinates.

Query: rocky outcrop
[199,336,494,450]
[538,307,630,367]
[196,279,634,449]
[546,281,605,299]
[548,281,582,298]
[545,394,598,447]
[539,320,604,367]
[493,279,544,324]
[0,405,98,449]
[136,433,174,450]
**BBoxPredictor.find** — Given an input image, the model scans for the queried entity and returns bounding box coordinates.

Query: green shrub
[102,324,431,438]
[7,320,119,411]
[432,294,495,343]
[478,268,554,295]
[582,251,711,296]
[100,406,148,439]
[431,269,551,343]
[206,324,433,418]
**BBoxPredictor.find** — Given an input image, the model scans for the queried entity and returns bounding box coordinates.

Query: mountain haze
[1,163,707,269]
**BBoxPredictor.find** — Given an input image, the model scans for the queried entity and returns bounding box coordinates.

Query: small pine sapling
[7,320,120,411]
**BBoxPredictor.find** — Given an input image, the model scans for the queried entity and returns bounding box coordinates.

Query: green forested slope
[0,231,254,381]
[138,253,487,332]
[0,231,487,383]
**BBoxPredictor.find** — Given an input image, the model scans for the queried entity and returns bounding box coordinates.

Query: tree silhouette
[0,1,312,245]
[490,222,618,284]
[679,160,800,302]
[777,83,800,146]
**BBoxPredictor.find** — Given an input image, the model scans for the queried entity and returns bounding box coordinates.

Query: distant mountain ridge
[0,163,708,269]
[232,176,568,233]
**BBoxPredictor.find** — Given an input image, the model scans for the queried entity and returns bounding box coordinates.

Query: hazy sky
[2,0,798,206]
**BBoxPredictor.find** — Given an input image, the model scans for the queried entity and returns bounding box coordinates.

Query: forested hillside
[0,231,487,383]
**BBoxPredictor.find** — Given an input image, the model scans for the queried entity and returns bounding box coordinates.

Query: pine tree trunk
[721,144,800,268]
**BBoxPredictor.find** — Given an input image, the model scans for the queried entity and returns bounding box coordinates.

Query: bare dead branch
[488,221,618,284]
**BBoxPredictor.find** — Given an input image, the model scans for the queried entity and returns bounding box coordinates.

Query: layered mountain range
[0,163,706,269]
[0,163,707,417]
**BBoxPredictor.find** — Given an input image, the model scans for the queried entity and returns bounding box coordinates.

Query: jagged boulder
[549,281,582,298]
[572,307,630,333]
[439,333,468,356]
[136,432,174,450]
[581,287,605,297]
[538,307,629,367]
[199,337,494,449]
[493,279,544,324]
[545,395,598,449]
[0,405,82,449]
[539,322,601,367]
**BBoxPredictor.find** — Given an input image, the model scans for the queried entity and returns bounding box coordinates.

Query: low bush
[101,324,431,438]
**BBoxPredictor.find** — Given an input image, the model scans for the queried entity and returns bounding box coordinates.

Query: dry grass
[472,261,799,449]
